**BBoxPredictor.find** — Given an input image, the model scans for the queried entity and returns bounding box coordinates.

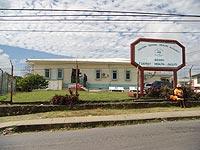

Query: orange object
[169,95,178,101]
[128,92,137,97]
[174,88,183,98]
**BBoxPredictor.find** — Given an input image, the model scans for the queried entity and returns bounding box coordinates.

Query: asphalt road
[0,120,200,150]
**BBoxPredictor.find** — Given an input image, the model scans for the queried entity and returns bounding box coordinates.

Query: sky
[0,0,199,77]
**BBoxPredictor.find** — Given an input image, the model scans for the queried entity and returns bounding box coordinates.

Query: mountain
[0,45,72,75]
[0,45,70,60]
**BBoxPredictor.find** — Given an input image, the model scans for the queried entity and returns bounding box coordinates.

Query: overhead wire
[0,9,199,23]
[0,14,190,17]
[0,8,200,17]
[0,14,199,18]
[0,19,199,22]
[0,29,199,34]
[0,8,199,75]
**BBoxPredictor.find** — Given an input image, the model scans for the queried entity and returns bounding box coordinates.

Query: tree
[17,74,48,92]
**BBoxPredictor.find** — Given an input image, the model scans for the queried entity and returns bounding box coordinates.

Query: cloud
[0,49,11,73]
[0,0,199,66]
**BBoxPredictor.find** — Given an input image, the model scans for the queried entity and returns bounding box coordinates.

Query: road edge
[1,115,200,135]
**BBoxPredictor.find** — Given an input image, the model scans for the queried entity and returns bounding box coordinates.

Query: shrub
[182,86,200,100]
[160,86,173,99]
[50,90,79,106]
[16,74,48,92]
[146,85,199,100]
[145,86,173,99]
[146,88,160,98]
[182,86,196,99]
[192,92,200,100]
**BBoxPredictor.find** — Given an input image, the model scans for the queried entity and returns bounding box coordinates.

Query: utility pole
[0,68,3,95]
[10,60,13,104]
[189,65,193,89]
[75,60,79,97]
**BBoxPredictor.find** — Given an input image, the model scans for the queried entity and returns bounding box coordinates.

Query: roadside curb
[1,101,200,117]
[1,111,200,134]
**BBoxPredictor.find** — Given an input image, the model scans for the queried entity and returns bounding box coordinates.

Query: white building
[27,58,172,90]
[192,73,200,88]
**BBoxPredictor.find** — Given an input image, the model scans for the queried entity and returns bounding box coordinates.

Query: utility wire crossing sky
[0,0,199,77]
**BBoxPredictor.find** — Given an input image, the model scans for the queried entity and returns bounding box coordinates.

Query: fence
[0,71,16,96]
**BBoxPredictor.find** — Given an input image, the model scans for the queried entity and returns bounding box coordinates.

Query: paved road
[0,120,200,150]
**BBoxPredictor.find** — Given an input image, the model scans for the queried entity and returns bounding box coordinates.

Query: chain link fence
[0,70,16,96]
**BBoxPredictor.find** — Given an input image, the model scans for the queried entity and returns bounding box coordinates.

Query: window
[71,68,80,83]
[96,69,101,80]
[125,70,131,80]
[112,70,118,80]
[197,76,200,84]
[44,69,50,79]
[57,69,63,79]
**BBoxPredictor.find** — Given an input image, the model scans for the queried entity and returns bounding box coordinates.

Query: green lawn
[0,95,8,101]
[1,107,199,123]
[1,90,131,103]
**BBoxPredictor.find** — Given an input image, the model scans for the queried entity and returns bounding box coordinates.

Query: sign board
[131,38,185,71]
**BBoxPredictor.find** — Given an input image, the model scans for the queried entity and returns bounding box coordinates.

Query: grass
[79,91,130,101]
[1,90,131,103]
[0,95,8,101]
[0,107,199,123]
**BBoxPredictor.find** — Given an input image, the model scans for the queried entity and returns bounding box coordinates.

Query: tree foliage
[16,74,48,92]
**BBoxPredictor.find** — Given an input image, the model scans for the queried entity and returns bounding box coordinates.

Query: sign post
[131,38,185,96]
[140,69,144,96]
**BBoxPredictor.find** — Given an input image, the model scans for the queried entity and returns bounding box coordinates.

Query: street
[0,119,200,150]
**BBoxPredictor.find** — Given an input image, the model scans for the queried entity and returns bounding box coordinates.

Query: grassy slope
[1,90,130,103]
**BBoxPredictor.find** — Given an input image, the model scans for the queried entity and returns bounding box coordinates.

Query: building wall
[30,60,172,90]
[31,61,137,89]
[193,76,200,88]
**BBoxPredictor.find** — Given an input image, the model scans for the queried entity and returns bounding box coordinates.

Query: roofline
[26,58,131,64]
[192,73,200,77]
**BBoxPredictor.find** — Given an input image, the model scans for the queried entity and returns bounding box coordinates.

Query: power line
[0,14,177,17]
[0,19,199,22]
[0,29,199,34]
[186,50,200,55]
[0,21,196,25]
[0,14,199,18]
[0,8,200,17]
